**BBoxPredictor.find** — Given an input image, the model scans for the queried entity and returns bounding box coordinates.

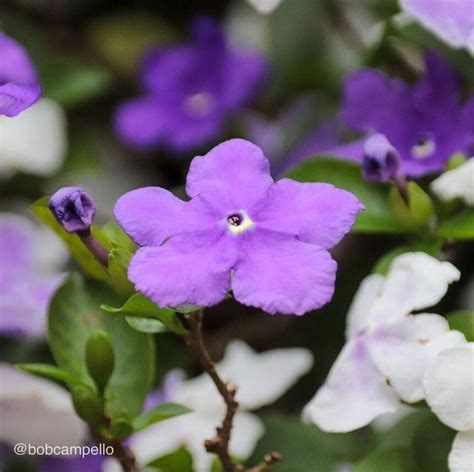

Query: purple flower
[49,187,96,235]
[336,51,474,178]
[362,133,401,182]
[114,17,268,154]
[0,32,41,117]
[0,214,66,337]
[115,139,363,315]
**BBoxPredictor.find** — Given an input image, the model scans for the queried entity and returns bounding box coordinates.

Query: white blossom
[246,0,284,14]
[431,159,474,206]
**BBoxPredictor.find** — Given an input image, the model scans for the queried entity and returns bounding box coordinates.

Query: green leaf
[447,311,474,341]
[16,363,83,387]
[389,182,434,231]
[71,384,103,426]
[286,157,406,233]
[85,330,115,394]
[132,403,191,433]
[107,248,135,297]
[31,197,108,281]
[101,222,136,252]
[355,447,420,472]
[125,317,168,334]
[147,447,193,472]
[101,293,187,335]
[437,209,474,240]
[373,237,443,275]
[48,274,155,420]
[248,414,368,471]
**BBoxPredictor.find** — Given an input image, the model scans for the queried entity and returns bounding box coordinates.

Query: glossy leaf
[16,363,83,387]
[132,403,191,433]
[437,209,474,240]
[125,316,168,334]
[147,447,194,472]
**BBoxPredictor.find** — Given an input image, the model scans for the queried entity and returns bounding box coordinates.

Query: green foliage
[147,447,194,472]
[389,182,434,232]
[287,157,407,233]
[102,293,187,335]
[132,403,191,433]
[16,363,83,387]
[71,384,103,426]
[436,209,474,240]
[107,248,136,297]
[356,447,420,472]
[248,414,369,471]
[447,311,474,341]
[85,329,115,394]
[125,317,168,334]
[47,274,155,421]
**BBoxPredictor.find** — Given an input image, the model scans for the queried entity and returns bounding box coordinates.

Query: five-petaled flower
[303,252,467,432]
[0,31,41,117]
[114,17,268,154]
[333,51,474,178]
[115,139,363,315]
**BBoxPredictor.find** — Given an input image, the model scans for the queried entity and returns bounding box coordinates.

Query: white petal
[369,252,460,325]
[0,98,67,176]
[449,431,474,472]
[178,340,313,412]
[246,0,284,14]
[367,314,466,403]
[0,363,87,446]
[303,338,400,432]
[431,159,474,206]
[230,411,265,463]
[424,343,474,431]
[345,274,385,339]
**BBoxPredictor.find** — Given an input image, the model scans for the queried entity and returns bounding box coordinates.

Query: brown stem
[247,452,284,472]
[79,231,109,267]
[184,311,240,472]
[393,172,409,206]
[90,429,138,472]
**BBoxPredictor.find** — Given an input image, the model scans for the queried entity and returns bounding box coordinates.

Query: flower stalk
[90,428,137,472]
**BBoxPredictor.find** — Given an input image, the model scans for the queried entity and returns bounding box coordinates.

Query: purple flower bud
[362,134,401,182]
[48,187,96,235]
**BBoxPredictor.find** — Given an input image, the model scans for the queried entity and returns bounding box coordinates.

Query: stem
[79,231,109,267]
[247,452,283,472]
[394,172,409,206]
[90,429,137,472]
[184,311,240,472]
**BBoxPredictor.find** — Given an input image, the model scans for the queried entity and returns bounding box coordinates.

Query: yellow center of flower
[226,211,254,234]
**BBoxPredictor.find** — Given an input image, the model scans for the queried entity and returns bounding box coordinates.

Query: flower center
[183,92,215,118]
[411,135,436,160]
[226,211,254,234]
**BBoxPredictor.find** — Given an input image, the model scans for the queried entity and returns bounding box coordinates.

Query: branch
[91,428,138,472]
[184,311,240,472]
[247,452,283,472]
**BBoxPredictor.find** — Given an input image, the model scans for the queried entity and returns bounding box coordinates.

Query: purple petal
[128,231,237,308]
[186,139,273,212]
[114,187,216,247]
[37,453,105,472]
[0,32,41,116]
[232,230,337,315]
[255,179,363,249]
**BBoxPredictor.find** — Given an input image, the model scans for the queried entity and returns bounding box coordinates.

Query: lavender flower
[0,32,41,117]
[114,17,268,153]
[336,51,474,178]
[49,187,96,235]
[0,214,66,337]
[362,133,401,182]
[115,139,363,315]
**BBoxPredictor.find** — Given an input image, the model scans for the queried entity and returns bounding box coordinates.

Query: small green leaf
[101,222,136,252]
[286,157,406,233]
[31,197,109,281]
[16,363,83,387]
[102,293,187,335]
[174,304,202,314]
[107,248,135,297]
[389,182,434,231]
[147,447,194,472]
[110,417,134,440]
[85,330,115,394]
[437,209,474,240]
[447,311,474,341]
[132,403,191,432]
[71,384,103,426]
[125,316,168,334]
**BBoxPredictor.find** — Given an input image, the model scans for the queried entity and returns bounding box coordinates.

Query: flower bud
[71,384,103,426]
[48,187,96,235]
[362,134,401,183]
[85,329,115,395]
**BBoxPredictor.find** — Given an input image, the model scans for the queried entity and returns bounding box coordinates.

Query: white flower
[423,343,474,472]
[399,0,474,55]
[0,98,67,177]
[431,159,474,206]
[0,363,87,447]
[303,252,466,432]
[104,340,313,472]
[246,0,285,14]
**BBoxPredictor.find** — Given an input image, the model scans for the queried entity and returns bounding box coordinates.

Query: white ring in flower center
[411,138,436,160]
[183,92,215,118]
[226,211,254,234]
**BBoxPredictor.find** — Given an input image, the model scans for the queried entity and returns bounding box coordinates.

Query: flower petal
[431,159,474,206]
[232,230,337,315]
[128,231,237,308]
[215,340,313,410]
[449,431,474,472]
[423,343,474,431]
[369,252,460,325]
[303,338,400,432]
[345,274,385,339]
[367,314,466,403]
[255,179,363,249]
[186,139,273,212]
[114,187,215,247]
